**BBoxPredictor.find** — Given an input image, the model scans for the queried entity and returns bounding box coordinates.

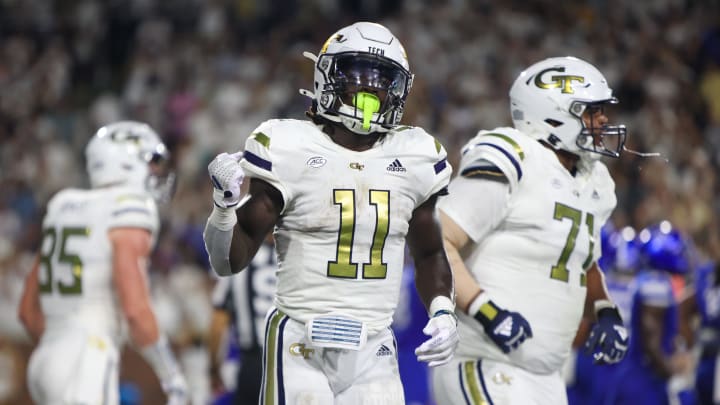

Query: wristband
[593,299,616,315]
[429,295,455,318]
[208,205,237,231]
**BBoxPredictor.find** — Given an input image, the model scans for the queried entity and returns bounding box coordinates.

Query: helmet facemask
[316,52,412,134]
[570,100,627,160]
[145,146,176,203]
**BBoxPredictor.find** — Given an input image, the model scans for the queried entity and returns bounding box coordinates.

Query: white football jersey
[239,119,451,334]
[438,127,616,374]
[38,186,159,342]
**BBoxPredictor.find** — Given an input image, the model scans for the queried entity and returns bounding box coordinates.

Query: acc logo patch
[306,156,327,168]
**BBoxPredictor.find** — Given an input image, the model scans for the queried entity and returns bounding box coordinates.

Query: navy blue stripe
[112,207,150,216]
[389,327,398,361]
[277,315,289,405]
[477,143,522,180]
[434,158,447,174]
[477,360,494,405]
[244,150,272,171]
[459,363,472,405]
[461,165,503,176]
[260,308,278,405]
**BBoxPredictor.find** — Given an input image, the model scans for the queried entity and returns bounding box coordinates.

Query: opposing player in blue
[680,251,719,403]
[604,221,694,405]
[566,224,640,405]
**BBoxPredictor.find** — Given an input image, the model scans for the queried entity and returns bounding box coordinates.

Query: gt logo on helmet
[534,67,584,94]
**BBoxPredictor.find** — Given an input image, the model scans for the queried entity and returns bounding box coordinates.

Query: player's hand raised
[471,292,533,354]
[208,152,245,209]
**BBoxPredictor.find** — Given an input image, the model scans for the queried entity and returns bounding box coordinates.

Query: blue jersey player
[604,221,694,405]
[684,258,720,404]
[567,224,639,405]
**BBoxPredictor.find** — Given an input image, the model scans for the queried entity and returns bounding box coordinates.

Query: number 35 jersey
[439,127,616,374]
[38,186,159,342]
[239,119,451,334]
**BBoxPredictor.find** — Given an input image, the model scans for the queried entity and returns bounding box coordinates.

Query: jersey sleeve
[107,191,159,235]
[458,128,527,192]
[239,120,291,209]
[424,136,452,202]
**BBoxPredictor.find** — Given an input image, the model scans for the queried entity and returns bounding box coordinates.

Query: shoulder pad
[459,127,529,189]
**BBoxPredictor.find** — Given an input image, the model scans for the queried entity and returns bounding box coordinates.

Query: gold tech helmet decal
[534,67,584,94]
[321,34,346,54]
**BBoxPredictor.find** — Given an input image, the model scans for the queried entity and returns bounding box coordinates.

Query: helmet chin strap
[353,92,380,130]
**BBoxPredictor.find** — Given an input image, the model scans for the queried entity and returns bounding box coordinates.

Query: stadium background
[0,0,719,403]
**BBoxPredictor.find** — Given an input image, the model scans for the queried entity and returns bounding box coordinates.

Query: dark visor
[332,53,408,97]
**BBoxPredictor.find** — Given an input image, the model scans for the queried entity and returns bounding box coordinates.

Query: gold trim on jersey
[251,132,271,149]
[484,133,525,160]
[463,361,491,405]
[263,310,286,405]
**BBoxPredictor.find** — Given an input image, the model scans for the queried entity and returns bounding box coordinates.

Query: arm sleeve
[203,220,234,277]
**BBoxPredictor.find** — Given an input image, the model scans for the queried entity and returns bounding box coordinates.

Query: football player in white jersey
[432,57,630,404]
[18,121,188,404]
[203,22,458,405]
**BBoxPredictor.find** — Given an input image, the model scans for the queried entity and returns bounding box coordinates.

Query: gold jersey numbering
[39,226,90,295]
[550,202,594,286]
[328,189,390,279]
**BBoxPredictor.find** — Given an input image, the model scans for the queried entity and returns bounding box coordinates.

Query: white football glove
[162,370,189,405]
[208,152,245,209]
[415,310,459,367]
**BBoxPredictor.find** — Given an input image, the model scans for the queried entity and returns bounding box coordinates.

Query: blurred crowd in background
[1,0,720,403]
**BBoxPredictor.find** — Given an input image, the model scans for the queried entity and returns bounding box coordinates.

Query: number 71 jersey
[239,119,452,334]
[440,127,617,374]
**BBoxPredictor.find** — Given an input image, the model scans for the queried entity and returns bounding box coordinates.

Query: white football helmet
[301,22,414,134]
[509,56,626,161]
[85,121,174,201]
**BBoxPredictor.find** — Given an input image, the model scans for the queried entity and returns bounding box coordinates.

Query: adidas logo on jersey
[376,344,393,357]
[386,159,406,173]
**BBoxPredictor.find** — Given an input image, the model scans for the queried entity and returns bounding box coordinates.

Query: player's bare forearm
[583,263,611,320]
[439,211,478,313]
[110,228,160,347]
[408,194,454,310]
[230,179,282,271]
[18,257,45,342]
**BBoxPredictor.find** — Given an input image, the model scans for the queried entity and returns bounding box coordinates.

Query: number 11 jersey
[239,119,451,335]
